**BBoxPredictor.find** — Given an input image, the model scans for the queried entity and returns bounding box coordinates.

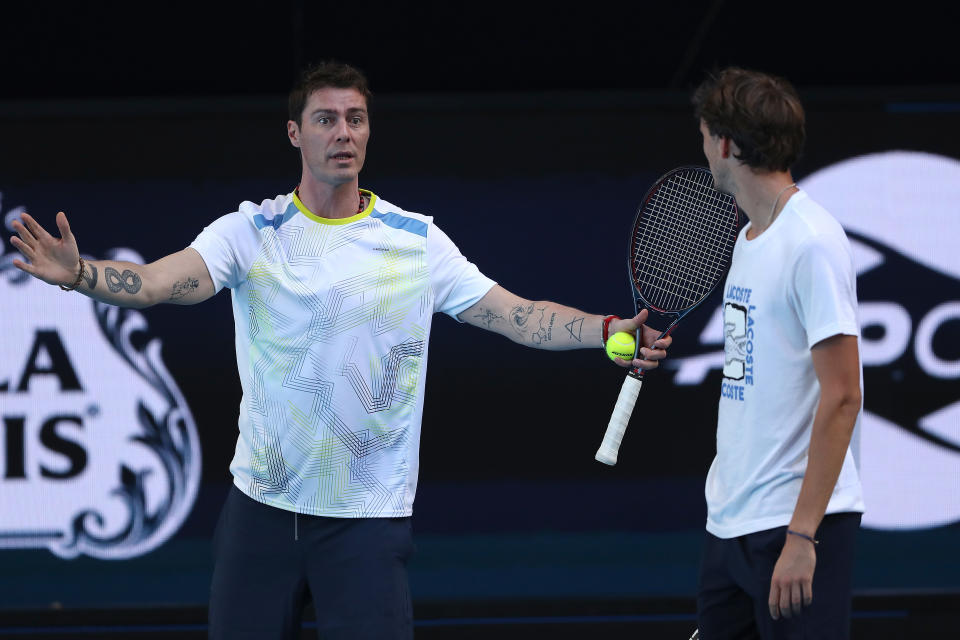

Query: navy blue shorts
[208,486,414,640]
[697,512,861,640]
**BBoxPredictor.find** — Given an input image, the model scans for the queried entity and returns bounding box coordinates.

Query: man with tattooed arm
[10,61,671,640]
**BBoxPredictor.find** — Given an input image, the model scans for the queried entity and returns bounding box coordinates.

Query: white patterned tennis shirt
[190,190,495,517]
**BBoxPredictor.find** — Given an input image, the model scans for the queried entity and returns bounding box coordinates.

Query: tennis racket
[595,166,739,465]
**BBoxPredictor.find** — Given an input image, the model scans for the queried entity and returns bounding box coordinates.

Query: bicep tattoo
[169,277,200,301]
[471,307,504,329]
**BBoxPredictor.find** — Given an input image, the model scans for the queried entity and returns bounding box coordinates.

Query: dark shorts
[208,485,414,640]
[697,512,861,640]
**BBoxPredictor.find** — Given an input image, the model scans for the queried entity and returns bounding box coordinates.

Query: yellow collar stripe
[292,189,377,225]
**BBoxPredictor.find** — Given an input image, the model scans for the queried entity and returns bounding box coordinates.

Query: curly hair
[288,61,372,126]
[692,67,805,172]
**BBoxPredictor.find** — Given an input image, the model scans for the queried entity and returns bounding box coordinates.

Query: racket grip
[595,374,644,465]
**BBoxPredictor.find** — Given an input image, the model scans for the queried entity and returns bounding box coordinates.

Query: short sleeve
[427,224,496,319]
[791,235,860,348]
[189,211,260,292]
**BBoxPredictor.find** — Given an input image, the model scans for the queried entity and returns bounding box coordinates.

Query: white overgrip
[595,374,644,465]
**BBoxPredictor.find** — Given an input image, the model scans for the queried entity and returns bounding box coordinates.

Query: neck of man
[734,170,798,240]
[297,173,363,220]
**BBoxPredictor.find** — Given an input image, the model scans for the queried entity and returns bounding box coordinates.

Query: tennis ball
[606,331,636,361]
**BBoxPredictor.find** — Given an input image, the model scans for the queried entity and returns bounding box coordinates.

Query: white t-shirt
[705,189,866,538]
[190,190,496,517]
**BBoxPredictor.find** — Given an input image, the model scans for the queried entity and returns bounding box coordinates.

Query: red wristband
[602,315,620,345]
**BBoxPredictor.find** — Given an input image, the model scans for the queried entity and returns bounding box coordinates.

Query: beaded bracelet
[601,315,620,347]
[786,529,819,545]
[59,256,86,292]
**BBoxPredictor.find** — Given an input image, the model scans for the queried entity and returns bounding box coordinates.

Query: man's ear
[287,120,301,148]
[722,137,742,160]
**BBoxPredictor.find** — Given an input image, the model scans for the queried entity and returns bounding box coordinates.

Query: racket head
[628,166,739,335]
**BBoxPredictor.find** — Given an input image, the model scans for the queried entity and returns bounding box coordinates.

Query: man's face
[699,119,731,194]
[287,87,370,186]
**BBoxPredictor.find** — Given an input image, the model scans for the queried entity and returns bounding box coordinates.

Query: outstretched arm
[458,285,671,370]
[10,211,215,308]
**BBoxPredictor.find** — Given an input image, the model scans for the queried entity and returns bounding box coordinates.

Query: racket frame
[595,166,738,465]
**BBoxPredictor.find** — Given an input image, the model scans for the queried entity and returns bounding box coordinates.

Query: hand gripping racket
[595,166,739,465]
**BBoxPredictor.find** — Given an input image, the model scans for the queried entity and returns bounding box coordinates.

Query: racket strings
[637,194,732,307]
[638,194,733,306]
[632,170,737,312]
[642,178,724,292]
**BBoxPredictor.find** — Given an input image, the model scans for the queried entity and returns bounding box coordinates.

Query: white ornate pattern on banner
[0,202,202,560]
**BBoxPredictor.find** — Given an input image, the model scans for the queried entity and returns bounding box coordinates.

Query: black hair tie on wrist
[786,529,818,545]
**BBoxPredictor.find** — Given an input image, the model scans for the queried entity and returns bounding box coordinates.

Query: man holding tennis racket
[692,68,864,639]
[9,61,670,639]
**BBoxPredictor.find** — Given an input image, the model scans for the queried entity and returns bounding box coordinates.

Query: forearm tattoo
[82,263,98,290]
[534,311,557,345]
[104,267,142,294]
[169,277,200,301]
[510,303,535,335]
[564,316,584,342]
[471,308,504,329]
[510,303,555,345]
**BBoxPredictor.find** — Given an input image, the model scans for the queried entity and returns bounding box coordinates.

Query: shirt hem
[706,503,866,539]
[232,477,414,518]
[447,279,497,320]
[807,321,860,349]
[188,241,226,294]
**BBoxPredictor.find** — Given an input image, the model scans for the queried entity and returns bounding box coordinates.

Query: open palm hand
[10,211,81,287]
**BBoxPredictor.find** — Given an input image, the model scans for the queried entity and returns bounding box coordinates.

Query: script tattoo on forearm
[169,277,200,301]
[82,263,98,290]
[531,310,556,345]
[104,267,142,294]
[564,316,584,342]
[471,308,504,329]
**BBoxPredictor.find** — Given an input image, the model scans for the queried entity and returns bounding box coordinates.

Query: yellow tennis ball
[606,331,636,361]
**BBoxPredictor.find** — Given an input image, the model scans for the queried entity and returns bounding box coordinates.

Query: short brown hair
[692,67,805,172]
[288,61,372,125]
